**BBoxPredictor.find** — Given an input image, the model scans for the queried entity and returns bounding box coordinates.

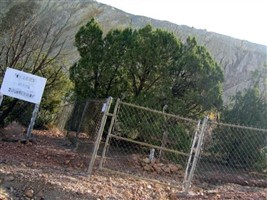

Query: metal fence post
[183,120,201,189]
[26,103,40,140]
[183,116,208,194]
[99,98,120,169]
[87,97,113,175]
[76,100,89,138]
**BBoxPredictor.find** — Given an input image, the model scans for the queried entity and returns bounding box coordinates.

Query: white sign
[0,68,47,104]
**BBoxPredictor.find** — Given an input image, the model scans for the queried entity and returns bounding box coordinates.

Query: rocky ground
[0,122,266,200]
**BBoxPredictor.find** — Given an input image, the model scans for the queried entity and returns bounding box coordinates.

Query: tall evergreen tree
[70,18,104,98]
[70,19,224,118]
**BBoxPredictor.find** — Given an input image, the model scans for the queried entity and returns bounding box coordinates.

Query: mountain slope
[92,2,267,102]
[2,0,266,102]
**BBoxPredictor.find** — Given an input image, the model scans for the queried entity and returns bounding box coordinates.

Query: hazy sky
[97,0,267,46]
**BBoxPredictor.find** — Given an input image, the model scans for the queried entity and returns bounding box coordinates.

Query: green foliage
[212,85,267,170]
[223,88,267,128]
[71,19,224,119]
[36,63,73,126]
[165,37,224,118]
[70,18,104,98]
[222,65,267,128]
[115,103,195,164]
[165,122,193,153]
[14,61,73,127]
[70,20,224,157]
[210,125,266,170]
[0,1,74,127]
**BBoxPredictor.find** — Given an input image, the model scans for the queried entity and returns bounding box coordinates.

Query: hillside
[92,1,267,102]
[1,0,267,102]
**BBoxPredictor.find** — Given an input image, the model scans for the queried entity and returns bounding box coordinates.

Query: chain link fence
[54,98,267,191]
[194,120,267,188]
[54,98,112,172]
[100,100,199,188]
[96,99,267,192]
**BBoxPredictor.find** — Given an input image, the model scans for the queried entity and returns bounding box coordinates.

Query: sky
[97,0,267,46]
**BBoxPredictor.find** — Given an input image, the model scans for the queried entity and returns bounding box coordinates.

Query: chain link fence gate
[55,98,267,192]
[99,99,200,189]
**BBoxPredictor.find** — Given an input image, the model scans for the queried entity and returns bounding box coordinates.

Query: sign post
[26,103,40,140]
[0,68,47,140]
[0,92,3,106]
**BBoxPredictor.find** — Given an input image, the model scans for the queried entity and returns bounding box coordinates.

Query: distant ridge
[1,0,266,102]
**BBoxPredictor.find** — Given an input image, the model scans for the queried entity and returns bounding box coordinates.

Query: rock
[8,186,14,192]
[37,190,45,200]
[163,167,171,173]
[65,160,71,165]
[131,154,139,162]
[142,158,150,164]
[25,188,34,198]
[143,164,152,171]
[32,162,38,168]
[177,164,183,170]
[188,191,197,196]
[20,162,26,167]
[168,164,179,173]
[4,175,15,182]
[169,192,179,200]
[122,190,132,198]
[152,164,161,173]
[206,189,219,194]
[178,171,184,178]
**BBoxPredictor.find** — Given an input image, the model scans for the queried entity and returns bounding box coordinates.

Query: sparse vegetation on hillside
[222,93,267,170]
[0,1,74,127]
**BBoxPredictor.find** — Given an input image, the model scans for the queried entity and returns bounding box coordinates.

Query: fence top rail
[59,98,107,107]
[209,120,267,133]
[119,101,198,123]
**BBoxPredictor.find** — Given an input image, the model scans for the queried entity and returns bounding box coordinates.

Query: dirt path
[0,125,266,200]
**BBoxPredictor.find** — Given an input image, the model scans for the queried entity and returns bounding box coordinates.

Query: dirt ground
[0,122,266,200]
